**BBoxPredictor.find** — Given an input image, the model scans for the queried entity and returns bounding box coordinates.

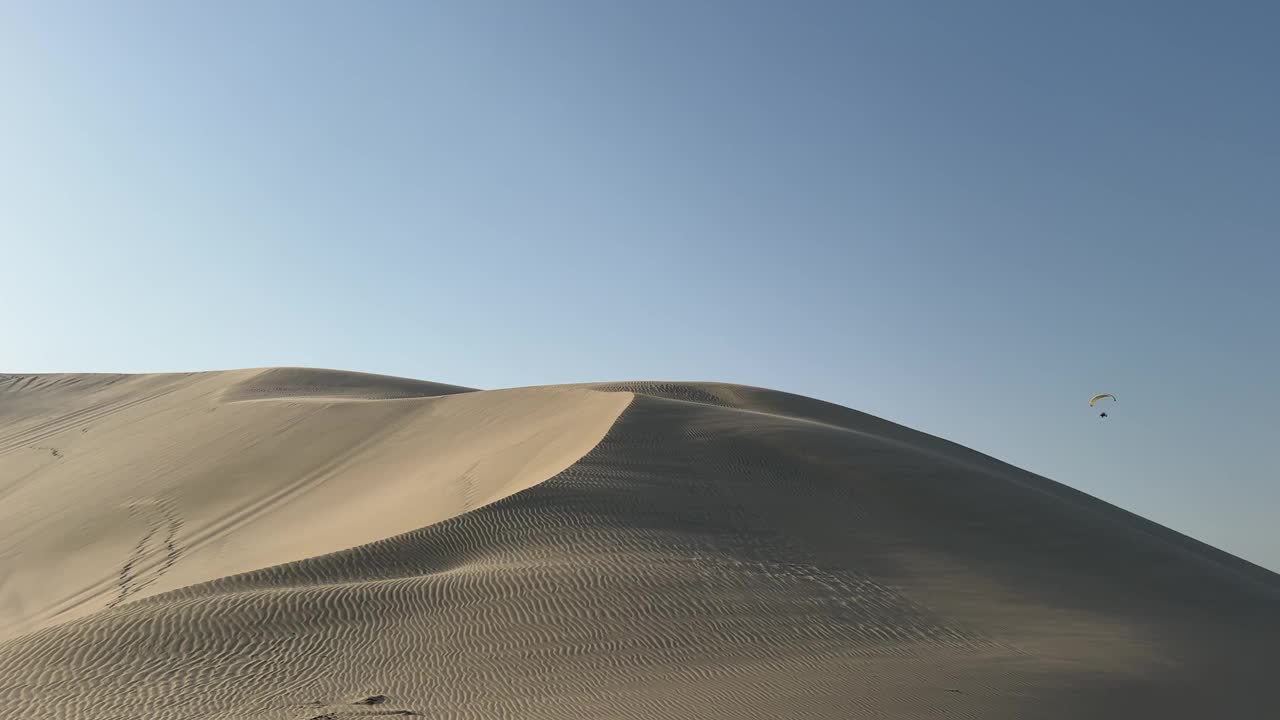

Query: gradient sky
[2,1,1276,571]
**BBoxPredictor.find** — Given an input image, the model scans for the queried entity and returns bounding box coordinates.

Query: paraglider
[1089,393,1116,418]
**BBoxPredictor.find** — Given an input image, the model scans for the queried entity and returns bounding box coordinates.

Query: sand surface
[0,368,1276,719]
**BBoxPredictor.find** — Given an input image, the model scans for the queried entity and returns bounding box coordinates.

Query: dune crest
[0,369,1276,719]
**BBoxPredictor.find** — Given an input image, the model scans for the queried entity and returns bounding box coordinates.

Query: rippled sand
[1,369,1276,719]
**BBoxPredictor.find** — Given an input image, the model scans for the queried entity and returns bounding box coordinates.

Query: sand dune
[0,369,1276,718]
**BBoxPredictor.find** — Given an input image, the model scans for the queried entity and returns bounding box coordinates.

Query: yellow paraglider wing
[1089,393,1116,407]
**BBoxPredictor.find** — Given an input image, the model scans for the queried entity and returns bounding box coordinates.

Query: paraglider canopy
[1090,393,1116,418]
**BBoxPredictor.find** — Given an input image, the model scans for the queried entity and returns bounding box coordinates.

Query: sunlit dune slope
[0,369,1276,719]
[0,369,628,639]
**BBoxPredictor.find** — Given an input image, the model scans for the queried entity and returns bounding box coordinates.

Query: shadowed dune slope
[0,370,1276,719]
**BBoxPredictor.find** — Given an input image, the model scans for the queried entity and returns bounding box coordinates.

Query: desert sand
[0,368,1276,719]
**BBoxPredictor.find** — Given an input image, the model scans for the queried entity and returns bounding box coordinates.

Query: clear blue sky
[2,1,1276,571]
